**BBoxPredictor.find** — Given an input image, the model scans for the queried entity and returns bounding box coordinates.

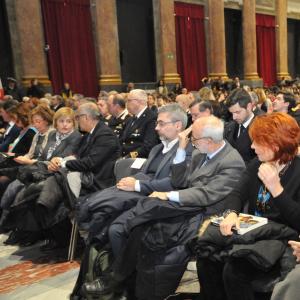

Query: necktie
[201,155,210,167]
[131,116,137,127]
[237,124,245,138]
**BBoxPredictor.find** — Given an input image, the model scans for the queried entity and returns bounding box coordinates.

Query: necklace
[255,160,292,216]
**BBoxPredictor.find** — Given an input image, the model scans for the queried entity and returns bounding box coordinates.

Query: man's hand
[117,177,136,191]
[178,126,192,150]
[14,156,34,165]
[48,157,62,172]
[289,240,300,262]
[220,212,239,236]
[148,191,168,201]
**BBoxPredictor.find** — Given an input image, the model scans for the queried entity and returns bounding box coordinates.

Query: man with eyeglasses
[119,89,158,158]
[81,116,245,299]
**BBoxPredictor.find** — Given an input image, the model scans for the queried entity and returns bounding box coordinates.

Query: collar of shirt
[117,109,128,119]
[207,141,226,160]
[89,125,96,135]
[242,113,255,129]
[161,138,179,154]
[4,121,15,136]
[135,106,148,119]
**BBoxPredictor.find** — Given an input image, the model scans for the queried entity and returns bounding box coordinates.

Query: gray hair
[197,116,224,143]
[129,89,148,104]
[78,102,100,120]
[158,103,188,129]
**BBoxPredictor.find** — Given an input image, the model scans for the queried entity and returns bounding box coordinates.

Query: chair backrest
[114,158,142,182]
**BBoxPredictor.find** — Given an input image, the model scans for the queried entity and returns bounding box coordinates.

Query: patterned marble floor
[0,233,79,300]
[0,233,199,300]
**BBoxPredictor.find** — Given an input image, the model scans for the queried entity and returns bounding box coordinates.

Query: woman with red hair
[196,112,300,300]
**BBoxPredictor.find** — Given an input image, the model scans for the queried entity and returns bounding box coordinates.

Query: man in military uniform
[107,93,130,138]
[120,89,158,158]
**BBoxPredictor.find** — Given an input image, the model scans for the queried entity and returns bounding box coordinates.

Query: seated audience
[51,95,65,112]
[107,93,130,138]
[156,79,168,96]
[224,88,256,163]
[61,82,73,99]
[273,91,300,125]
[97,93,112,125]
[147,93,158,115]
[0,107,81,246]
[27,78,45,98]
[196,113,300,300]
[81,116,245,300]
[119,89,158,158]
[0,100,21,152]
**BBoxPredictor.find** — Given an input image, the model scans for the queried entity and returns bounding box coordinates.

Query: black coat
[224,157,300,232]
[224,120,256,163]
[0,124,21,152]
[119,107,158,158]
[66,121,121,191]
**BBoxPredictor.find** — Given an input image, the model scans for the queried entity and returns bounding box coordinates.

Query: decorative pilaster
[14,0,50,87]
[158,0,180,83]
[243,0,260,80]
[94,0,122,87]
[275,0,290,80]
[207,0,227,79]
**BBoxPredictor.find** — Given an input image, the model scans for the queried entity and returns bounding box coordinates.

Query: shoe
[19,232,43,247]
[82,278,112,295]
[3,230,23,245]
[39,239,63,252]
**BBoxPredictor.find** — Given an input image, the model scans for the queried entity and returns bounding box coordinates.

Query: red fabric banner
[41,0,98,97]
[175,2,207,91]
[256,14,277,87]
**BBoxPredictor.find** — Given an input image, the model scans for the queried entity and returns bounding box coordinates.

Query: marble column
[14,0,51,87]
[158,0,180,83]
[242,0,260,81]
[207,0,227,79]
[94,0,122,88]
[275,0,290,80]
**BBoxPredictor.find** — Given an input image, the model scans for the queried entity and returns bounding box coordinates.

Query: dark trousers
[197,257,273,300]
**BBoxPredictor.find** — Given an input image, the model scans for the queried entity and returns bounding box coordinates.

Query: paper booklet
[211,213,268,235]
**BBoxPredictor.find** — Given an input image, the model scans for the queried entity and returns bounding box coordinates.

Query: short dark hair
[112,94,126,109]
[277,91,296,112]
[226,88,251,109]
[2,99,19,111]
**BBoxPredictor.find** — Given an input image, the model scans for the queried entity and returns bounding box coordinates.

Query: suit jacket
[66,121,121,190]
[119,107,158,158]
[135,142,194,195]
[108,110,130,138]
[224,120,256,163]
[171,142,245,214]
[0,124,21,152]
[11,127,37,156]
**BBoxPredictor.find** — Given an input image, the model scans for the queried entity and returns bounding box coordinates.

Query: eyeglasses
[191,135,209,143]
[127,98,139,103]
[75,114,87,121]
[155,120,178,127]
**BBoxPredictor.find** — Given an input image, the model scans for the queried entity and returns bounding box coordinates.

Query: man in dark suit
[107,93,130,138]
[273,91,300,125]
[49,102,121,192]
[224,88,256,163]
[0,100,21,152]
[82,116,246,298]
[76,103,193,244]
[120,89,158,158]
[40,102,121,250]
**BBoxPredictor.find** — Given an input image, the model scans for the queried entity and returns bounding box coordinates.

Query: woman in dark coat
[197,113,300,300]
